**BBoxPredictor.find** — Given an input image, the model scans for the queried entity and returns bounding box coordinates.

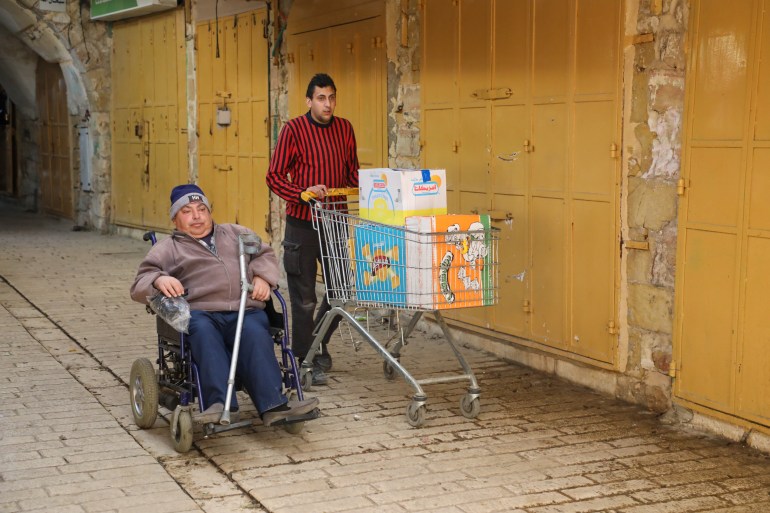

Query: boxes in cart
[359,168,447,226]
[353,223,408,306]
[405,214,495,309]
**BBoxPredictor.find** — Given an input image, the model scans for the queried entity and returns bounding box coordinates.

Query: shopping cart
[300,188,499,427]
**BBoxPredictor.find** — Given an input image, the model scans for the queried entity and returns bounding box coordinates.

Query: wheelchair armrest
[264,295,284,329]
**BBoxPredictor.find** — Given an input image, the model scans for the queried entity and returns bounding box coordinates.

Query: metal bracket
[625,240,650,251]
[471,87,512,100]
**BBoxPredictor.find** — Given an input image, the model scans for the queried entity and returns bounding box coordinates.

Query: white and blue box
[353,223,408,306]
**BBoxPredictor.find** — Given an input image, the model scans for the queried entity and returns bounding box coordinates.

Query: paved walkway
[2,202,770,513]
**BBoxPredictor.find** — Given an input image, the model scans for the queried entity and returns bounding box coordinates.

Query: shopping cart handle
[301,187,359,203]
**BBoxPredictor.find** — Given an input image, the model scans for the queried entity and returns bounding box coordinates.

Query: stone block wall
[5,1,112,230]
[385,0,421,170]
[618,0,687,412]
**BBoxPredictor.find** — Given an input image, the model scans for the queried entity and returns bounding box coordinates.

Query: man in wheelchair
[130,184,318,426]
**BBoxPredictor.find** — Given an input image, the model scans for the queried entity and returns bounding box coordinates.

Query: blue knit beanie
[169,184,211,219]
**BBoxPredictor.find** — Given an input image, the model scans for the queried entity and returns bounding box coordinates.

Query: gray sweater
[130,223,280,312]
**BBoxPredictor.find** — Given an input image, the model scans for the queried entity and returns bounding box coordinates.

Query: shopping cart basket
[299,188,499,427]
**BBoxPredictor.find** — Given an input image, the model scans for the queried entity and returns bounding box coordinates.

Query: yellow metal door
[287,16,387,169]
[328,18,385,169]
[288,30,330,120]
[37,60,73,219]
[676,0,770,428]
[568,0,621,362]
[197,9,271,238]
[453,0,492,327]
[490,0,531,337]
[739,5,770,424]
[112,9,187,230]
[422,0,458,196]
[422,0,621,365]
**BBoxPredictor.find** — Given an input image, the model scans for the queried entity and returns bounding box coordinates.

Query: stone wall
[14,0,113,231]
[619,0,688,412]
[385,0,420,169]
[267,0,292,250]
[59,3,112,231]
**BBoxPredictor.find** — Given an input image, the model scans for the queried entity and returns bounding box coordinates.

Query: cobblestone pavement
[2,203,770,513]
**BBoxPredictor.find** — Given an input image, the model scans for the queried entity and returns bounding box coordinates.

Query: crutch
[220,233,261,425]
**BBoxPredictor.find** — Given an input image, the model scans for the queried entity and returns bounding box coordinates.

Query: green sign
[91,0,175,21]
[92,0,138,18]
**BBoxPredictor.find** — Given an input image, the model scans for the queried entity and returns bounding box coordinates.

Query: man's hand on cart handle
[304,184,328,201]
[301,186,359,203]
[154,276,185,298]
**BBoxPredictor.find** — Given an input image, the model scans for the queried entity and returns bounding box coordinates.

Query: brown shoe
[194,402,224,424]
[193,402,240,425]
[262,397,320,427]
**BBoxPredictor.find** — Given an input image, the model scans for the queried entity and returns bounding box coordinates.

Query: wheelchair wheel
[171,409,194,453]
[130,358,159,429]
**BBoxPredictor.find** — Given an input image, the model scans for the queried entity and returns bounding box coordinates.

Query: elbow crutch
[220,233,261,425]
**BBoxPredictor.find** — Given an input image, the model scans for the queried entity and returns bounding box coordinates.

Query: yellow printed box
[405,214,494,309]
[359,168,447,226]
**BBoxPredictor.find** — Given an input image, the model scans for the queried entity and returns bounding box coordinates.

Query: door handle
[470,208,512,221]
[496,151,520,161]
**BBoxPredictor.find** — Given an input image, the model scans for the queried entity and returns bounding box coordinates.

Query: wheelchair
[129,231,318,453]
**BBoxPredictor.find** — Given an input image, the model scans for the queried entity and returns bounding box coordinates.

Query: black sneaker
[315,352,333,372]
[262,397,320,426]
[312,365,329,386]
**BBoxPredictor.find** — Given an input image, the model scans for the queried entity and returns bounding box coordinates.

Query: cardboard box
[359,168,447,226]
[405,214,494,309]
[353,223,408,306]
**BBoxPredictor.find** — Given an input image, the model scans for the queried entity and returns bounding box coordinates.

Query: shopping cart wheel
[299,369,313,391]
[171,409,194,453]
[382,359,398,380]
[460,394,481,419]
[406,401,425,428]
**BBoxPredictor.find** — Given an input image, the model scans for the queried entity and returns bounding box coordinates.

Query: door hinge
[631,33,654,45]
[607,321,618,335]
[610,142,619,159]
[522,299,531,313]
[669,359,677,378]
[523,139,533,153]
[677,178,689,196]
[624,239,650,251]
[452,140,460,153]
[287,52,295,64]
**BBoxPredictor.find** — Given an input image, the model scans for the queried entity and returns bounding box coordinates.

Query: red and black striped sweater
[266,112,359,222]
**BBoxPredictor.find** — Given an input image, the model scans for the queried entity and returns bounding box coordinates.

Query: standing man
[266,73,359,385]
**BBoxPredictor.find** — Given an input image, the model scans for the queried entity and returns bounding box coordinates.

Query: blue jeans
[187,309,286,414]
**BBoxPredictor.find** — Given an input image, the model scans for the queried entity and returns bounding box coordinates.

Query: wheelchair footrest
[202,418,253,436]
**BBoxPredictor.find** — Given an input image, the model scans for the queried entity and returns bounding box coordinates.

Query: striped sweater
[266,112,359,221]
